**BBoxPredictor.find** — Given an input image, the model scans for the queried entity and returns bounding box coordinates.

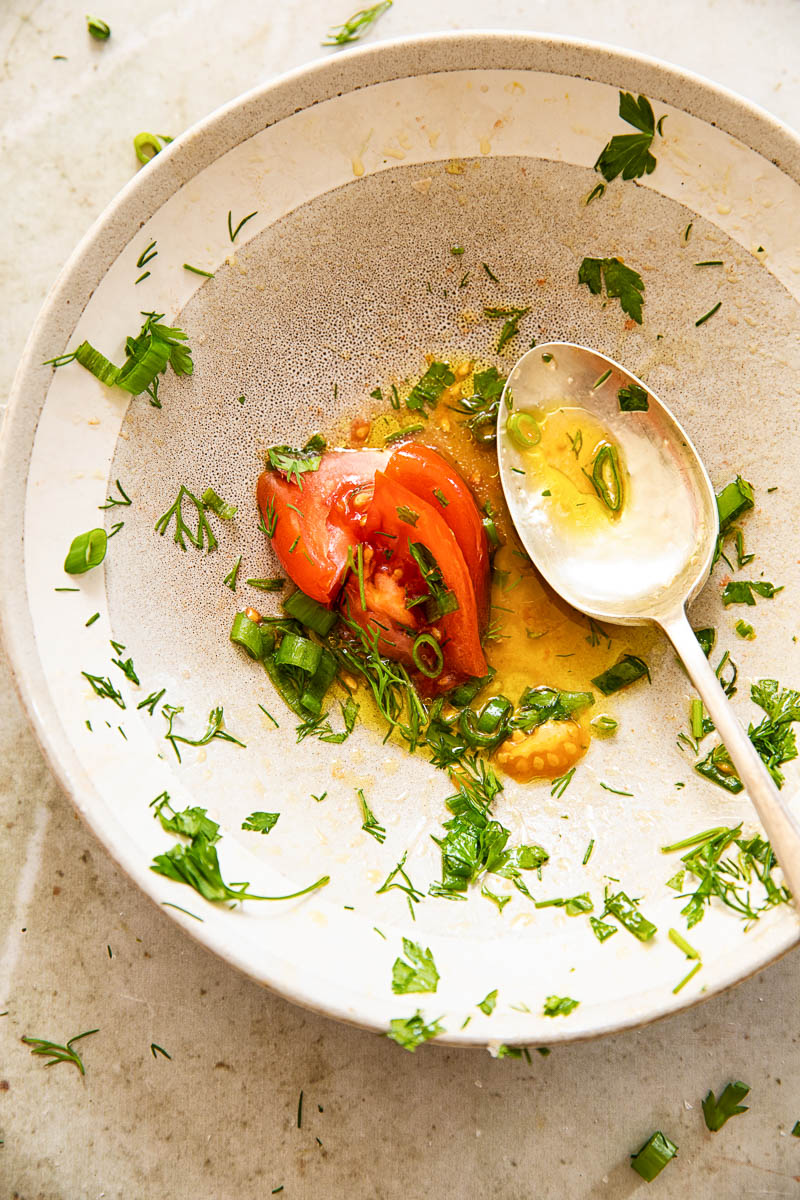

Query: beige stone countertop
[2,2,800,1196]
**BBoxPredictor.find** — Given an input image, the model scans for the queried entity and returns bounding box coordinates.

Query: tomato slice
[256,450,387,604]
[360,471,487,680]
[385,443,490,623]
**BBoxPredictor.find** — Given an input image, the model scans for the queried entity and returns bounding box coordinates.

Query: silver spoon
[497,340,800,905]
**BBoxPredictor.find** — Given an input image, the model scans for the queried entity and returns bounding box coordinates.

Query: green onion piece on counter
[702,1082,750,1132]
[201,487,237,520]
[133,132,167,165]
[412,634,444,679]
[64,528,107,575]
[591,655,650,695]
[230,613,266,661]
[274,633,322,676]
[283,589,338,636]
[87,15,111,39]
[505,411,541,450]
[591,443,623,511]
[590,714,618,736]
[630,1131,678,1181]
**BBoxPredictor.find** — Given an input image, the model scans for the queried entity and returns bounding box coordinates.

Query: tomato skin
[256,450,387,604]
[362,471,488,680]
[385,443,490,623]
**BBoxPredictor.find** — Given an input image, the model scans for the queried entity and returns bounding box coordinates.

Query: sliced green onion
[668,927,700,959]
[64,528,107,574]
[133,132,165,165]
[690,697,704,740]
[412,634,444,679]
[283,589,338,636]
[630,1132,678,1181]
[448,670,495,708]
[275,633,322,675]
[604,890,656,942]
[475,694,512,735]
[591,714,618,736]
[230,612,266,660]
[384,424,425,444]
[299,647,338,716]
[505,411,541,450]
[591,655,650,695]
[115,336,170,394]
[591,443,623,511]
[201,487,237,520]
[74,341,119,387]
[246,577,284,592]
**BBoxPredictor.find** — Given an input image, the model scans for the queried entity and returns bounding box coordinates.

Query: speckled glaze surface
[3,32,800,1047]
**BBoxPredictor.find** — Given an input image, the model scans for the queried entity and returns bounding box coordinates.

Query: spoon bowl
[497,342,718,623]
[497,340,800,905]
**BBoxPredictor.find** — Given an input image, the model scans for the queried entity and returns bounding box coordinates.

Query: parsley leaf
[579,257,645,323]
[242,811,280,834]
[386,1010,444,1051]
[595,92,662,183]
[477,988,498,1015]
[721,580,782,606]
[391,938,440,994]
[702,1081,750,1131]
[266,441,325,487]
[406,361,454,414]
[542,995,579,1017]
[453,366,507,445]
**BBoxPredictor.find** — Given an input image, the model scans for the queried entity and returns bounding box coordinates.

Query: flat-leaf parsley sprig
[578,257,645,324]
[595,92,665,184]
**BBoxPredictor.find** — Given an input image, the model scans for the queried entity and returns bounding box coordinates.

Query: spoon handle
[660,609,800,909]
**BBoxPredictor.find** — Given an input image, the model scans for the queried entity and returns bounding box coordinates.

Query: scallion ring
[230,612,264,661]
[412,633,444,679]
[64,528,107,575]
[591,443,624,512]
[475,694,513,735]
[274,633,322,675]
[505,411,541,451]
[133,132,164,165]
[283,589,338,636]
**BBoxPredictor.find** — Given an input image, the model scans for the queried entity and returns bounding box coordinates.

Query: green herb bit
[592,654,649,695]
[137,688,165,715]
[384,423,425,444]
[150,1043,171,1060]
[542,995,579,1017]
[694,626,716,658]
[391,938,439,994]
[668,927,700,959]
[242,811,279,834]
[484,306,530,353]
[453,366,507,446]
[735,619,755,640]
[482,262,500,282]
[21,1029,99,1074]
[152,838,328,904]
[377,851,425,916]
[87,16,111,39]
[136,241,157,269]
[593,368,612,390]
[266,441,324,487]
[227,209,258,242]
[578,257,645,323]
[450,245,465,256]
[603,889,657,941]
[617,383,649,412]
[585,182,605,204]
[162,704,245,763]
[673,961,703,993]
[246,577,284,593]
[582,839,595,865]
[696,300,722,327]
[630,1131,678,1181]
[406,360,454,413]
[590,715,618,737]
[496,1045,531,1061]
[721,580,782,606]
[85,612,100,627]
[64,527,107,575]
[386,1009,444,1052]
[589,443,624,511]
[478,988,498,1015]
[82,671,125,708]
[323,0,392,45]
[99,480,132,510]
[135,271,150,285]
[133,132,171,165]
[183,263,214,278]
[550,767,576,799]
[222,556,242,591]
[151,793,221,843]
[696,259,723,267]
[481,885,511,912]
[589,916,617,942]
[702,1081,750,1131]
[155,486,217,552]
[111,653,139,685]
[595,92,662,183]
[791,1121,800,1137]
[358,788,386,844]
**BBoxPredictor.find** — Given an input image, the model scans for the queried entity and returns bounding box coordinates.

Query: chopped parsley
[578,257,645,324]
[595,92,663,183]
[542,995,579,1017]
[721,580,782,606]
[702,1081,750,1131]
[266,440,325,487]
[242,811,280,834]
[406,361,455,414]
[617,383,649,411]
[386,1010,444,1051]
[391,938,440,994]
[591,655,650,694]
[477,989,498,1015]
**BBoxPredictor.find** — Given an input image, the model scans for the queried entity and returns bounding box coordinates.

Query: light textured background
[3,2,800,1197]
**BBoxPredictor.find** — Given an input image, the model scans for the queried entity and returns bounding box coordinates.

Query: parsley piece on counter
[82,671,125,708]
[358,789,386,844]
[162,704,245,763]
[747,678,800,787]
[496,1045,531,1060]
[702,1081,750,1131]
[721,580,782,606]
[155,486,217,553]
[391,938,440,994]
[242,811,280,835]
[595,92,662,183]
[617,383,649,412]
[323,0,392,45]
[484,306,530,353]
[386,1010,444,1051]
[542,995,579,1017]
[478,989,498,1015]
[86,16,111,39]
[592,655,650,695]
[630,1131,678,1181]
[227,210,258,242]
[406,361,455,414]
[151,793,221,842]
[578,257,645,324]
[22,1029,99,1074]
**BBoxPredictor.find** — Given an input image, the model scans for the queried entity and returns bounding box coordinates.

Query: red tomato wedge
[256,450,387,604]
[360,471,488,679]
[385,443,490,623]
